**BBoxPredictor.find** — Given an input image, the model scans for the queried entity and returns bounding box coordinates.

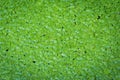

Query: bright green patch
[0,0,120,80]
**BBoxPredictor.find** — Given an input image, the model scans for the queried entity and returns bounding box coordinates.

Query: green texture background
[0,0,120,80]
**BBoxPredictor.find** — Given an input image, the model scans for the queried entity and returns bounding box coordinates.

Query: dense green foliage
[0,0,120,80]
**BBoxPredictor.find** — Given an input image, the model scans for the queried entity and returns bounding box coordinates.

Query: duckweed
[0,0,120,80]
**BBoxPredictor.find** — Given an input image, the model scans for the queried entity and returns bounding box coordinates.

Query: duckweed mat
[0,0,120,80]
